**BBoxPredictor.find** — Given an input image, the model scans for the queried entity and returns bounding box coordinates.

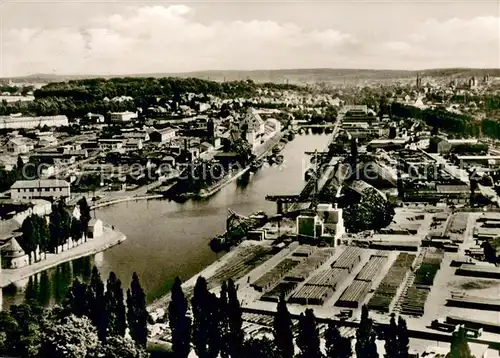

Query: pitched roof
[11,179,70,189]
[2,237,25,258]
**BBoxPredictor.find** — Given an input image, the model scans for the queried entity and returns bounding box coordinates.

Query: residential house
[6,138,29,154]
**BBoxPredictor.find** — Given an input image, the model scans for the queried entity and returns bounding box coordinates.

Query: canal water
[1,133,331,309]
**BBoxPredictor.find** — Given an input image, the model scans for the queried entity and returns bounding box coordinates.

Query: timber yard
[2,71,500,358]
[145,102,500,357]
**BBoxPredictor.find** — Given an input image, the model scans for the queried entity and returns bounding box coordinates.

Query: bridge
[266,109,347,214]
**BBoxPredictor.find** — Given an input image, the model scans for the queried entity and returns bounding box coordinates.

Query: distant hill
[3,68,500,84]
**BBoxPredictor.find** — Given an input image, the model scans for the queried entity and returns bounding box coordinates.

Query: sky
[0,0,499,76]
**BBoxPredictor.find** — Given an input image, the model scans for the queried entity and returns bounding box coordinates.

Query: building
[10,179,71,200]
[241,108,265,150]
[296,214,324,240]
[85,112,105,123]
[316,203,345,241]
[1,238,29,269]
[150,128,177,143]
[38,135,58,147]
[367,139,408,151]
[98,139,124,150]
[88,219,103,238]
[109,111,137,123]
[0,115,68,129]
[6,138,29,154]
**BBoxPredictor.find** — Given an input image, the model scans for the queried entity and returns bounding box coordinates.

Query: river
[1,133,331,309]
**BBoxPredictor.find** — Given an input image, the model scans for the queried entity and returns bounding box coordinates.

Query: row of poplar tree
[21,197,92,261]
[168,275,412,358]
[169,276,474,358]
[0,266,148,357]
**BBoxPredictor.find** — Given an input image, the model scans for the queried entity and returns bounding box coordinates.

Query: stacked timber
[356,256,387,282]
[289,284,335,305]
[400,286,431,316]
[368,252,416,313]
[284,248,336,282]
[331,247,362,273]
[335,280,372,308]
[305,268,349,289]
[446,293,500,311]
[292,245,316,257]
[456,264,500,279]
[446,212,468,243]
[261,281,299,302]
[251,259,300,292]
[400,248,444,317]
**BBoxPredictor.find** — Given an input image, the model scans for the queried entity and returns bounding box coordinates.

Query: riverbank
[90,194,164,210]
[0,226,126,288]
[147,240,262,312]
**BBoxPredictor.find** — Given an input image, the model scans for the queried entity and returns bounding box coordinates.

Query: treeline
[169,276,473,358]
[21,197,91,262]
[385,102,500,138]
[0,267,147,357]
[0,78,306,119]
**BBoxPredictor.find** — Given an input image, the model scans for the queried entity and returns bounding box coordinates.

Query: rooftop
[11,179,70,189]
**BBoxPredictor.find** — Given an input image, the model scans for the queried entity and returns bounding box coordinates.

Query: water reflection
[2,256,95,310]
[2,134,331,309]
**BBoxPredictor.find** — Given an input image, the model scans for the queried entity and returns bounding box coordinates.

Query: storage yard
[195,210,500,348]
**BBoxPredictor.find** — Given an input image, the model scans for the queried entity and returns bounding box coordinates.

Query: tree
[447,325,475,358]
[355,306,378,358]
[191,276,222,358]
[169,276,192,358]
[241,337,279,358]
[100,335,147,358]
[384,314,398,358]
[126,272,148,347]
[296,308,321,358]
[105,272,127,337]
[397,316,409,358]
[219,281,230,358]
[226,279,243,357]
[49,200,72,253]
[273,294,294,358]
[325,322,352,358]
[191,276,212,358]
[22,216,38,263]
[40,315,99,358]
[78,197,92,238]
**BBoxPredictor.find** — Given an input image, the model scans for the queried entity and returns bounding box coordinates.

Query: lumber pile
[400,286,431,316]
[335,280,372,308]
[251,258,300,292]
[367,253,416,312]
[331,247,362,273]
[289,284,335,305]
[284,248,335,282]
[356,256,387,282]
[261,281,299,302]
